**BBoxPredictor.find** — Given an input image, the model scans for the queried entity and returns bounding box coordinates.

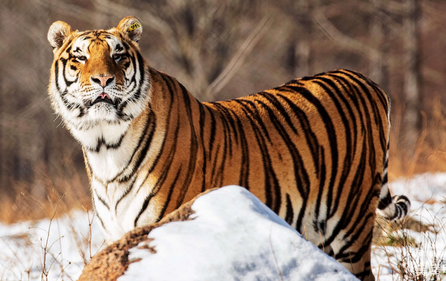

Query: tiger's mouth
[86,93,116,107]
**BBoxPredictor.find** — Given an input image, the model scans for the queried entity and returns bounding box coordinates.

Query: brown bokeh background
[1,0,445,222]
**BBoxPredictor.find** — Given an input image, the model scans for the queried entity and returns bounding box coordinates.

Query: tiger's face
[47,17,149,130]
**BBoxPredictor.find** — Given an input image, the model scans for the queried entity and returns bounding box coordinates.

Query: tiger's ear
[48,21,73,51]
[117,16,143,43]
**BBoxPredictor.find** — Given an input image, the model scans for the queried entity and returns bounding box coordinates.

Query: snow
[0,174,445,280]
[390,173,446,203]
[120,185,356,281]
[0,210,105,280]
[372,173,446,280]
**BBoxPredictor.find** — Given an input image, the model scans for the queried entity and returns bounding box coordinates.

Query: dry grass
[0,155,91,224]
[388,97,446,180]
[374,208,446,280]
[0,196,102,281]
[0,184,91,225]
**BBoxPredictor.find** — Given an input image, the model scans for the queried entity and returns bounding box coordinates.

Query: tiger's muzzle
[85,93,120,108]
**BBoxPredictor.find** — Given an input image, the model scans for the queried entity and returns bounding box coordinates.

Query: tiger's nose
[91,75,114,87]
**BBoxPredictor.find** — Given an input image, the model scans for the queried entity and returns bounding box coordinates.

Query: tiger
[47,16,410,280]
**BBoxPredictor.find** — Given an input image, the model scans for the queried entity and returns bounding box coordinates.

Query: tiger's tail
[375,91,410,221]
[377,147,411,221]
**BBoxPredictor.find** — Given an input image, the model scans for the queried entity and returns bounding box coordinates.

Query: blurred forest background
[1,0,445,223]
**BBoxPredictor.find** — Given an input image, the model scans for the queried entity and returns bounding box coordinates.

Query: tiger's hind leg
[328,220,376,280]
[330,241,375,280]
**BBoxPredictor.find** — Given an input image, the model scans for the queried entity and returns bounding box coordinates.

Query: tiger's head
[47,16,150,131]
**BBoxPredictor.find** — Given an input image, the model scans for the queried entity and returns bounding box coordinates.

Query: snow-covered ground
[0,209,105,280]
[373,173,446,280]
[1,174,445,280]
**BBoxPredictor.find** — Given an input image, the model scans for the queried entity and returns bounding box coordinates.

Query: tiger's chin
[62,106,124,133]
[87,103,120,122]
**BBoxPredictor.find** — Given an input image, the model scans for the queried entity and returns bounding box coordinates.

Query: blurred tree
[279,0,315,78]
[369,0,386,86]
[403,0,422,150]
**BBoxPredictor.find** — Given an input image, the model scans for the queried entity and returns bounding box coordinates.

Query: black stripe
[378,191,392,210]
[231,99,272,143]
[54,51,84,116]
[310,78,349,222]
[312,76,355,219]
[134,51,146,101]
[233,99,277,204]
[274,93,317,229]
[257,92,299,135]
[117,51,146,115]
[155,166,183,222]
[88,131,128,153]
[285,194,294,225]
[256,97,315,214]
[96,194,110,210]
[208,107,217,160]
[233,110,250,188]
[134,119,179,226]
[314,121,368,247]
[209,100,250,188]
[95,212,107,232]
[353,82,378,173]
[209,144,222,186]
[276,93,320,175]
[256,93,312,204]
[114,176,137,214]
[340,71,385,168]
[326,74,359,153]
[54,60,61,92]
[344,70,388,153]
[337,69,389,114]
[342,176,381,244]
[336,216,374,263]
[213,102,240,147]
[114,111,156,182]
[133,76,180,226]
[174,82,199,208]
[210,104,231,186]
[62,58,78,88]
[286,85,337,231]
[122,112,156,169]
[382,170,388,185]
[198,105,207,192]
[143,74,176,175]
[212,103,233,159]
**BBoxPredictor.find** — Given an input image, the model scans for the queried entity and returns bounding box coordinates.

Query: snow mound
[119,185,356,281]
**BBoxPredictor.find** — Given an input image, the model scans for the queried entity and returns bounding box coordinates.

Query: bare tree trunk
[0,76,3,191]
[284,0,313,78]
[295,15,313,78]
[369,0,384,86]
[403,0,422,149]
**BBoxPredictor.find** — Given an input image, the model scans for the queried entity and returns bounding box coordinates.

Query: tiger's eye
[113,54,123,62]
[76,56,87,62]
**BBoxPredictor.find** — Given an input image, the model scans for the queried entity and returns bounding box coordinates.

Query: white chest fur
[70,120,161,242]
[71,121,132,182]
